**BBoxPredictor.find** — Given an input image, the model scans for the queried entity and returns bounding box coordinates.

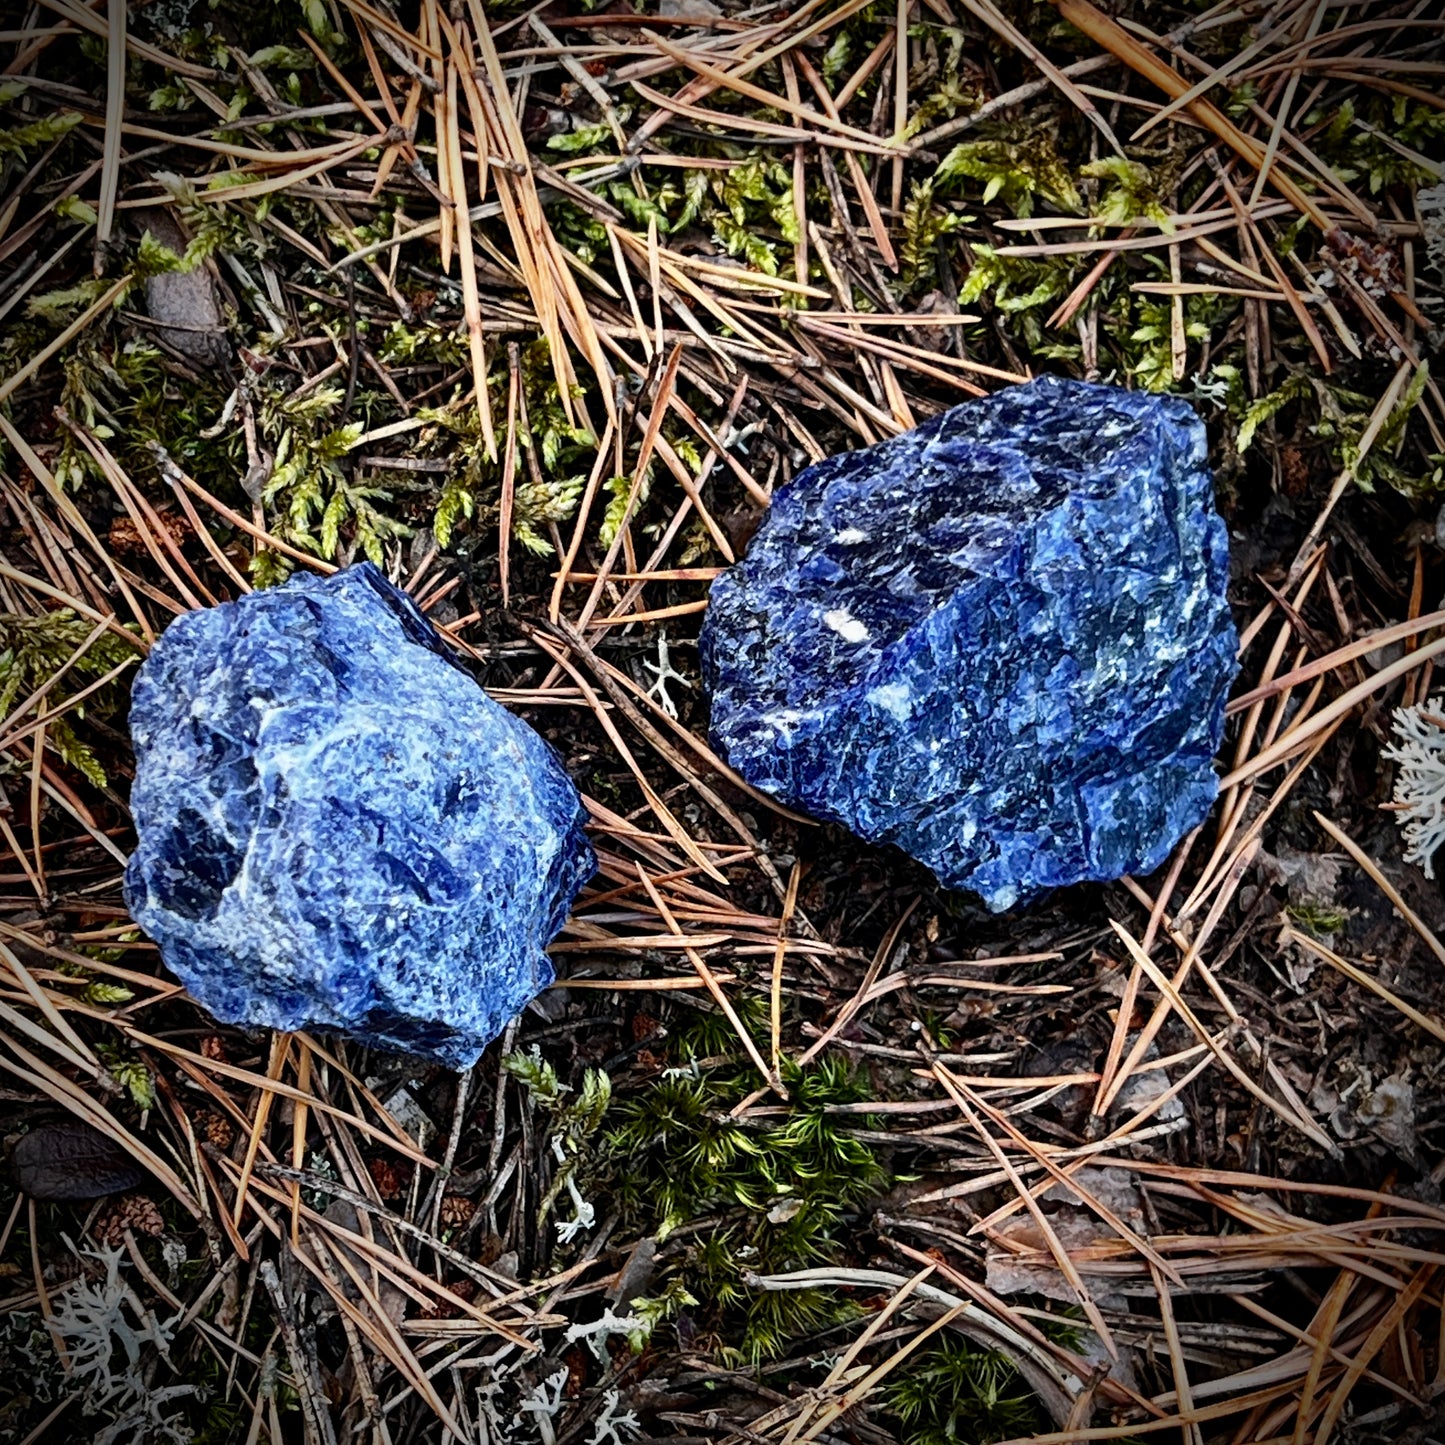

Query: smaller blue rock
[124,563,595,1068]
[700,377,1238,911]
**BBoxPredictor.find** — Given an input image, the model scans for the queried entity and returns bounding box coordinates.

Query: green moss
[603,1043,889,1364]
[1287,902,1348,937]
[904,26,989,140]
[885,1337,1044,1445]
[901,179,969,293]
[935,134,1081,218]
[1233,363,1440,498]
[1124,294,1215,393]
[505,1047,613,1234]
[958,244,1076,352]
[258,380,409,567]
[707,157,799,278]
[0,107,83,159]
[0,612,136,786]
[1307,95,1445,193]
[416,338,594,554]
[1081,156,1173,229]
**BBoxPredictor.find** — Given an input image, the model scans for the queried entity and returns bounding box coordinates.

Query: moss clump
[885,1337,1044,1445]
[0,612,136,786]
[603,1040,889,1364]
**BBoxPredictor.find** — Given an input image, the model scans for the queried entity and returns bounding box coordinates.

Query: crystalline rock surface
[124,563,595,1067]
[700,376,1238,911]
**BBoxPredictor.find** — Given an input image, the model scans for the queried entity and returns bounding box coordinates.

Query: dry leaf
[11,1120,147,1201]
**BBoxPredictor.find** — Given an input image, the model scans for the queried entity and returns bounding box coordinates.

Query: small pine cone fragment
[368,1156,408,1199]
[93,1192,164,1246]
[109,511,190,557]
[420,1276,478,1321]
[439,1194,474,1229]
[199,1034,227,1061]
[199,1110,234,1150]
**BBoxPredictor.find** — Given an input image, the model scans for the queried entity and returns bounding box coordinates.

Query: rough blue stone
[124,562,595,1068]
[700,377,1238,911]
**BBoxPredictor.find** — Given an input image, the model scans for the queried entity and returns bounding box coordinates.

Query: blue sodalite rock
[124,562,595,1067]
[700,377,1237,911]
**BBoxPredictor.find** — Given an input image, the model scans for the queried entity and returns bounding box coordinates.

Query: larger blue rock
[124,563,594,1067]
[700,377,1237,911]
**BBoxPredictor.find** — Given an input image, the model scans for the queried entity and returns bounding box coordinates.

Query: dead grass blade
[1313,811,1445,970]
[442,16,496,464]
[4,3,1441,1438]
[0,1030,202,1217]
[93,0,124,267]
[771,860,802,1079]
[0,273,130,407]
[799,901,918,1065]
[932,1062,1119,1359]
[636,863,781,1095]
[1313,1265,1434,1445]
[1282,927,1445,1046]
[1053,0,1331,228]
[1111,921,1334,1149]
[961,0,1123,154]
[1225,633,1445,787]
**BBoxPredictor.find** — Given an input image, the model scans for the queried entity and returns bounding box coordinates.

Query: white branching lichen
[1385,698,1445,876]
[551,1135,596,1242]
[44,1239,200,1444]
[518,1369,569,1445]
[587,1388,641,1445]
[642,631,691,719]
[474,1345,640,1445]
[554,1182,595,1242]
[563,1308,645,1360]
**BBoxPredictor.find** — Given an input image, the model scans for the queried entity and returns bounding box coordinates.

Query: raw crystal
[124,563,594,1067]
[700,376,1237,910]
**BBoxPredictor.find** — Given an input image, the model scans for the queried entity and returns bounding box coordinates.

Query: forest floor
[0,1,1443,1442]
